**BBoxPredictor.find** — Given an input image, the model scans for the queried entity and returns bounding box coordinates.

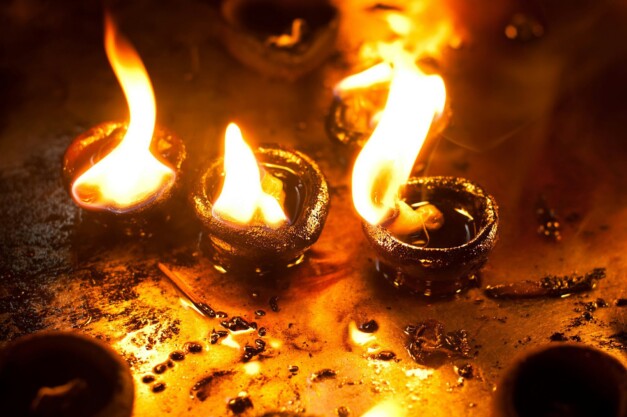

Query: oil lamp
[0,332,134,417]
[494,344,627,417]
[191,123,329,275]
[347,23,497,296]
[62,13,185,235]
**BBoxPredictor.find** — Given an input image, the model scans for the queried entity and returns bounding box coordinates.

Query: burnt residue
[227,393,253,414]
[455,363,474,379]
[269,296,280,312]
[210,329,229,344]
[151,382,166,393]
[404,319,471,368]
[358,320,379,333]
[191,370,235,402]
[535,196,562,241]
[615,298,627,307]
[485,268,606,299]
[220,316,257,332]
[311,369,337,381]
[549,332,568,342]
[372,351,396,361]
[141,375,155,384]
[184,342,203,353]
[243,339,266,362]
[169,351,185,361]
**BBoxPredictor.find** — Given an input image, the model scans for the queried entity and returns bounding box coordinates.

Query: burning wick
[213,123,288,229]
[191,127,329,274]
[63,12,182,214]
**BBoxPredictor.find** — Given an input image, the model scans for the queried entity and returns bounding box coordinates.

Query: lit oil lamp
[62,13,185,235]
[348,35,497,297]
[191,123,329,275]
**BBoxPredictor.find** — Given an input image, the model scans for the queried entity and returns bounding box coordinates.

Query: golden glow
[71,12,175,212]
[213,123,287,227]
[362,400,406,417]
[349,321,376,346]
[344,4,450,225]
[243,361,261,375]
[221,334,241,349]
[351,48,445,225]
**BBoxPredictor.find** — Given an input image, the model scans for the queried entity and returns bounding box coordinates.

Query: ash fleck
[153,363,167,374]
[215,311,228,318]
[210,329,229,344]
[485,268,606,299]
[336,405,351,417]
[615,298,627,307]
[242,339,267,362]
[191,370,235,401]
[170,351,185,361]
[288,365,299,373]
[373,351,396,361]
[311,369,337,382]
[549,332,568,342]
[269,296,280,312]
[185,341,203,353]
[258,327,267,337]
[152,382,166,393]
[227,393,253,414]
[255,309,266,317]
[358,319,379,333]
[404,319,471,368]
[535,196,561,241]
[142,375,155,384]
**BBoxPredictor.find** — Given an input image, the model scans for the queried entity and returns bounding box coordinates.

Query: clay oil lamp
[0,331,134,417]
[218,0,339,81]
[191,123,329,275]
[62,13,185,236]
[347,38,497,297]
[495,344,627,417]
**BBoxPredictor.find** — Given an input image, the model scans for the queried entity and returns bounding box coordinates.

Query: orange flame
[213,123,287,227]
[71,13,175,212]
[345,6,450,225]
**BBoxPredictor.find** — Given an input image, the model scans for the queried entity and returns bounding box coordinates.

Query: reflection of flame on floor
[361,399,406,417]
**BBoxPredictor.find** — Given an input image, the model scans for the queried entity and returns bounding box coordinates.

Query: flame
[362,400,406,417]
[213,123,287,227]
[71,13,175,212]
[344,7,449,225]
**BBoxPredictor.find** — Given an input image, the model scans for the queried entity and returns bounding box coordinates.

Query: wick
[385,201,444,236]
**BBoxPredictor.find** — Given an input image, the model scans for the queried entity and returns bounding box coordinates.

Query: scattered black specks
[242,339,266,362]
[142,375,155,384]
[615,298,627,307]
[373,351,396,361]
[485,268,606,299]
[210,329,229,344]
[227,393,253,414]
[255,309,266,317]
[404,319,471,368]
[549,332,568,342]
[269,296,280,312]
[311,369,337,381]
[185,341,203,353]
[170,351,185,361]
[570,335,582,342]
[221,316,255,332]
[358,320,379,333]
[152,382,166,393]
[191,370,235,401]
[153,363,167,374]
[602,331,626,351]
[535,196,561,241]
[288,365,299,373]
[455,363,474,379]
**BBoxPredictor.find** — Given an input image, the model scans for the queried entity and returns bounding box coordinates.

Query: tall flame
[71,12,175,212]
[351,49,445,225]
[213,123,287,227]
[346,5,450,226]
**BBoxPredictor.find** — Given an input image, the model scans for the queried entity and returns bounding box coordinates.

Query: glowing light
[362,400,406,417]
[221,334,241,349]
[243,361,261,375]
[405,368,434,380]
[213,123,287,228]
[351,47,446,225]
[71,12,175,212]
[349,321,376,346]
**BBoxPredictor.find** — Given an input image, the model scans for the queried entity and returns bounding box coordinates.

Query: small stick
[158,263,216,318]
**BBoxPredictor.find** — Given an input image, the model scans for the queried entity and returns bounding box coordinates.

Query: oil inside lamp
[191,123,329,275]
[348,12,497,297]
[62,13,185,232]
